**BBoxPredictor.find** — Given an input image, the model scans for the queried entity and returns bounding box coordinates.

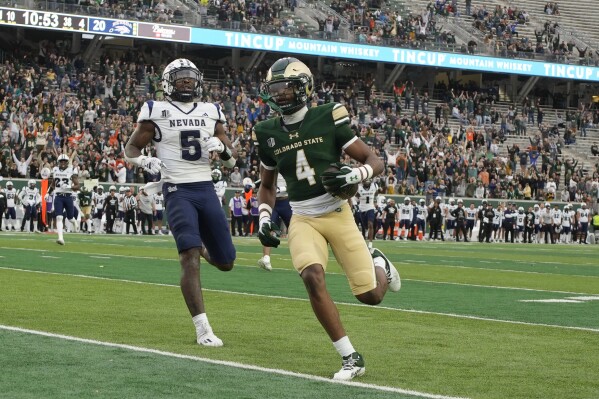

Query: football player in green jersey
[78,186,93,234]
[254,57,401,381]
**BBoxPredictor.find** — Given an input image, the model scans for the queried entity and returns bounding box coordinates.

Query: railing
[0,1,595,68]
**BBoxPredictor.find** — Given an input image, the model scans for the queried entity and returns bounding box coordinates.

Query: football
[321,163,359,200]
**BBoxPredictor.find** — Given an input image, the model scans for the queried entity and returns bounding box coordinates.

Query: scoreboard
[0,7,87,31]
[0,6,190,42]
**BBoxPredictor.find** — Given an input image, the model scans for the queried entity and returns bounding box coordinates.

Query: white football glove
[141,157,164,174]
[337,167,364,187]
[203,137,225,153]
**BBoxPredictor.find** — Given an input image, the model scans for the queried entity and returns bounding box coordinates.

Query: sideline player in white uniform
[117,186,126,233]
[516,207,526,243]
[466,203,477,240]
[445,198,457,240]
[153,191,165,234]
[212,169,227,206]
[562,204,573,243]
[19,179,41,233]
[125,58,237,347]
[4,181,18,231]
[398,196,413,240]
[416,198,428,240]
[550,204,562,244]
[356,179,378,249]
[576,203,590,244]
[51,154,80,244]
[93,186,107,234]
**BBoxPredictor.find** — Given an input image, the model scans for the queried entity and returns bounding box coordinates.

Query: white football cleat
[56,238,65,246]
[371,248,401,292]
[257,256,272,271]
[333,352,365,381]
[196,321,223,347]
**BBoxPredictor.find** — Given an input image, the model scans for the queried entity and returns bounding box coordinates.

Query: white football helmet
[7,180,13,188]
[40,167,51,180]
[109,185,117,191]
[28,179,36,189]
[162,58,202,102]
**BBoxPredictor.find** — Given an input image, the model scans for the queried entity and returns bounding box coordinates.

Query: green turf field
[0,233,598,399]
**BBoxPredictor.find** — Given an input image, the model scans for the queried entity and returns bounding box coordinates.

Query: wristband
[222,157,236,168]
[358,164,374,181]
[220,146,233,161]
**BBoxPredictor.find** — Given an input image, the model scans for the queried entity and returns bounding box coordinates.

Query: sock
[56,217,64,240]
[86,220,92,232]
[263,255,270,263]
[333,336,355,358]
[368,241,373,249]
[192,313,209,332]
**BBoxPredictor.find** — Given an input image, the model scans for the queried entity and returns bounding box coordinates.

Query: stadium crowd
[1,46,598,204]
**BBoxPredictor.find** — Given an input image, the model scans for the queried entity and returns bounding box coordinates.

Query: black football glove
[258,220,281,248]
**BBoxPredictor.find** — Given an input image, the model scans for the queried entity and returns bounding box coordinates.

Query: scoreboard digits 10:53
[0,7,87,31]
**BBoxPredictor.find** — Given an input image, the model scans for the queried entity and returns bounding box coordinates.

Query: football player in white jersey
[4,181,18,231]
[398,196,413,240]
[466,203,477,240]
[125,58,237,347]
[445,198,457,240]
[18,179,41,233]
[533,204,542,243]
[116,186,126,233]
[212,169,227,207]
[51,154,80,245]
[356,179,378,249]
[576,203,590,244]
[153,191,165,235]
[93,186,107,234]
[561,204,573,243]
[416,198,428,240]
[516,207,526,243]
[550,204,562,244]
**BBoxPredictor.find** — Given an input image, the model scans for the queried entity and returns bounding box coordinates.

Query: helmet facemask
[164,67,202,102]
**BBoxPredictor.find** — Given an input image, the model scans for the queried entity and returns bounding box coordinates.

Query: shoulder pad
[332,103,350,126]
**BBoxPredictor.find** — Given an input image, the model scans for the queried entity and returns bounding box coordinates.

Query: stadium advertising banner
[190,29,599,82]
[0,6,596,80]
[137,22,191,42]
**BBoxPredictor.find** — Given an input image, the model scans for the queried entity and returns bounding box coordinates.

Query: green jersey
[254,103,356,207]
[78,191,93,207]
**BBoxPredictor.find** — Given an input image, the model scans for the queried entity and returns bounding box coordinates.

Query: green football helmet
[260,57,314,115]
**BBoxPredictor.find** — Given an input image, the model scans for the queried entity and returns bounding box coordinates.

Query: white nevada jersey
[153,193,164,211]
[20,187,40,206]
[137,100,226,184]
[357,184,377,212]
[5,188,17,207]
[214,181,227,199]
[52,166,76,194]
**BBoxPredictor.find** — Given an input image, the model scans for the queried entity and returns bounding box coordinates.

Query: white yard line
[0,324,469,399]
[2,267,598,334]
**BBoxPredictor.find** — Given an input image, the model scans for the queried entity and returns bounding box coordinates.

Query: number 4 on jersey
[296,149,316,185]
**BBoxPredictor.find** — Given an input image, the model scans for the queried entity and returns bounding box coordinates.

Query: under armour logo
[289,132,299,139]
[162,110,170,118]
[202,113,209,117]
[350,176,359,182]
